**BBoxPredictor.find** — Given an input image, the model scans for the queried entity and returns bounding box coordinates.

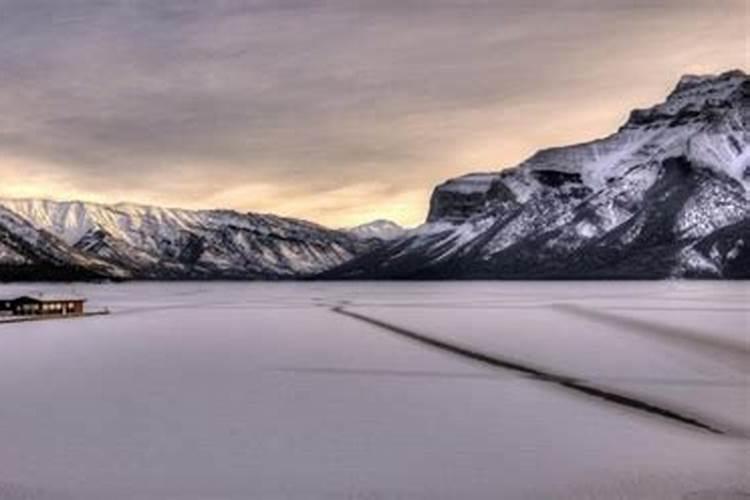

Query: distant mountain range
[345,220,407,241]
[1,70,748,281]
[0,200,383,280]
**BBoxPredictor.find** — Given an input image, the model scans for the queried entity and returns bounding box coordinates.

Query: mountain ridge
[322,69,750,280]
[345,220,407,241]
[1,69,748,281]
[0,198,379,280]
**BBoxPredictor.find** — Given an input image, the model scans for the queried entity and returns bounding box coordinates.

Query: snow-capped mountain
[0,199,375,280]
[0,205,123,280]
[345,220,407,241]
[324,70,750,279]
[2,70,747,281]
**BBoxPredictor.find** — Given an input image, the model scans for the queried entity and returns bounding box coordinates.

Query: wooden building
[0,296,86,317]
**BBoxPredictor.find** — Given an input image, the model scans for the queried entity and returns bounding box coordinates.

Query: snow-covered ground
[0,282,747,500]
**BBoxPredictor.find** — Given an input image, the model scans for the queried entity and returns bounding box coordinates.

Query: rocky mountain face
[0,205,121,281]
[0,200,375,280]
[325,70,750,279]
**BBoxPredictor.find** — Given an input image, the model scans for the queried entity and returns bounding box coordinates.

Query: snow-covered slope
[0,205,122,280]
[0,200,374,279]
[325,70,750,280]
[346,220,407,241]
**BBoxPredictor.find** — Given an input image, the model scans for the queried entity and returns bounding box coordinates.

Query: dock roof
[7,295,87,303]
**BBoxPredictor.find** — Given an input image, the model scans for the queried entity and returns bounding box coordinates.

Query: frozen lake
[0,281,747,500]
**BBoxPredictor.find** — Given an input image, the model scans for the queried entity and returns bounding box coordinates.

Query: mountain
[345,220,407,241]
[2,70,747,282]
[0,199,375,280]
[0,205,122,281]
[323,70,750,280]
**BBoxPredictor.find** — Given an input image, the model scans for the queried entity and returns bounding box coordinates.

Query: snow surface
[0,282,746,500]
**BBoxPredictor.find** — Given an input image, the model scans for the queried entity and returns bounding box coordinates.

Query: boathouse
[0,296,86,317]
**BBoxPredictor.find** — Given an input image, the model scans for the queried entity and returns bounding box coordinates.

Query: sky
[0,1,747,227]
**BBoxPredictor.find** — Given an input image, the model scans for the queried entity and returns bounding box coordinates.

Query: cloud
[0,0,746,226]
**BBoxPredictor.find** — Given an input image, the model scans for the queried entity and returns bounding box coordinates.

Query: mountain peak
[346,220,406,240]
[428,70,749,224]
[671,69,747,95]
[624,69,747,130]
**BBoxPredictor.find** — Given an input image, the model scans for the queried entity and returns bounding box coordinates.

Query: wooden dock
[0,310,110,326]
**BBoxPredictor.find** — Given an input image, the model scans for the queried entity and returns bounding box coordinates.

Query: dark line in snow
[273,367,745,387]
[331,307,729,436]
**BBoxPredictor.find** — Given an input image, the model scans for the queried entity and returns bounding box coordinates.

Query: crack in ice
[331,306,737,436]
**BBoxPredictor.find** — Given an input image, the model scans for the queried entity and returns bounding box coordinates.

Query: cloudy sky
[0,1,747,226]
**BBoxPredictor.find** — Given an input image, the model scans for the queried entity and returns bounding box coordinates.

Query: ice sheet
[0,282,747,500]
